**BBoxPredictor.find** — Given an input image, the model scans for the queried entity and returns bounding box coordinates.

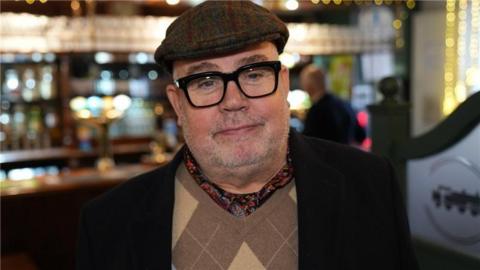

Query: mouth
[214,124,262,137]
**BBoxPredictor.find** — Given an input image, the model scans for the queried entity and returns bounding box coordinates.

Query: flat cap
[154,1,289,72]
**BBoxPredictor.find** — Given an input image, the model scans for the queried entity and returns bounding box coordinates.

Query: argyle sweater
[172,164,298,270]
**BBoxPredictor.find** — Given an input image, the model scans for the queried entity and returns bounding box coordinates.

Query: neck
[198,144,288,194]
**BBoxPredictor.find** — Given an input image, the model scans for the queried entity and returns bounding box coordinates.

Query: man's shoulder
[296,134,388,173]
[300,134,376,158]
[81,163,174,222]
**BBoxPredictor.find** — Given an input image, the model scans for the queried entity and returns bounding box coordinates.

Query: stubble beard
[181,109,290,173]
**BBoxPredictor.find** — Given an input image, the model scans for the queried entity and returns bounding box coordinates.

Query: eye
[198,79,216,88]
[191,76,220,90]
[244,69,266,81]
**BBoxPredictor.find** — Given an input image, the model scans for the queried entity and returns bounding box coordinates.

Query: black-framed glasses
[174,61,281,108]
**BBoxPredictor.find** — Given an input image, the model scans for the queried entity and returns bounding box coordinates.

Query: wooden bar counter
[1,164,158,270]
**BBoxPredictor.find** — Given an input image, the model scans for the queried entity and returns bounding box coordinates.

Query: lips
[214,124,261,137]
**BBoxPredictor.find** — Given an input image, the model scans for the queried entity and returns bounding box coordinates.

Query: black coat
[76,131,419,270]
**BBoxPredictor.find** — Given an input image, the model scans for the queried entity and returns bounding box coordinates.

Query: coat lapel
[290,132,349,269]
[128,148,184,270]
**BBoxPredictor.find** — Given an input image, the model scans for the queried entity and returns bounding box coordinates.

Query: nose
[219,80,248,112]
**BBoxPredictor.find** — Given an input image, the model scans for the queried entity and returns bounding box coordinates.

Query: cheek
[182,108,217,135]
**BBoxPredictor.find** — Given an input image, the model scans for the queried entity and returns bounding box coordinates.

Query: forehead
[172,42,279,78]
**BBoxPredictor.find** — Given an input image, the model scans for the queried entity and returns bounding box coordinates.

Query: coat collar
[128,132,348,269]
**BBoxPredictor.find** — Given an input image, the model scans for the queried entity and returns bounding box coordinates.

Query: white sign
[408,123,480,259]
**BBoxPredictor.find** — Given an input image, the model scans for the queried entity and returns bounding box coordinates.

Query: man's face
[166,42,290,171]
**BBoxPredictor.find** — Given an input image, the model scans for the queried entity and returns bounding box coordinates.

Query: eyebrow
[236,54,269,67]
[185,62,220,76]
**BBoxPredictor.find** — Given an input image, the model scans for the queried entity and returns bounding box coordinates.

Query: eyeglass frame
[174,61,282,108]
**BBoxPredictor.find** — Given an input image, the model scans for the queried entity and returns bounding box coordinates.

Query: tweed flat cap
[154,0,289,72]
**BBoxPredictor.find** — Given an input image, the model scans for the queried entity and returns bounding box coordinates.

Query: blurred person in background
[301,64,366,145]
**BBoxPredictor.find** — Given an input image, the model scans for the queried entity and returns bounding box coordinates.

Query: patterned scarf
[183,147,294,217]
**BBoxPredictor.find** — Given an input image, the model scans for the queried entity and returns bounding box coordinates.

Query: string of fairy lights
[443,0,480,115]
[467,0,480,93]
[443,0,457,115]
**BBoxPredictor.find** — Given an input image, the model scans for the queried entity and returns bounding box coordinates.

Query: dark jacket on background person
[303,93,366,145]
[76,131,418,270]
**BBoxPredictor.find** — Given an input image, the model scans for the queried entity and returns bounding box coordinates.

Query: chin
[213,143,267,169]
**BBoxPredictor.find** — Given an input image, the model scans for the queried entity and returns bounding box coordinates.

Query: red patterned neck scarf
[183,146,294,217]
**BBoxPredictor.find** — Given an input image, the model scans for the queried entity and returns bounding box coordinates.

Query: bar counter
[1,163,159,270]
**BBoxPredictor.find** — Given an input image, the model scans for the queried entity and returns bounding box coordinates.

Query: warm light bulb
[285,0,299,10]
[166,0,180,5]
[406,0,415,9]
[392,19,402,29]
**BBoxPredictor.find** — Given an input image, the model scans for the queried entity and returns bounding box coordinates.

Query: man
[301,64,366,145]
[77,1,418,270]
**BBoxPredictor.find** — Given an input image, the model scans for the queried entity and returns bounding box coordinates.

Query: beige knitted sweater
[172,164,298,270]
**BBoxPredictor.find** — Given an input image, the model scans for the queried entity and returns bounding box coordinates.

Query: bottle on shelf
[0,101,12,151]
[43,107,60,148]
[21,67,40,102]
[12,104,27,150]
[39,65,56,100]
[26,106,43,149]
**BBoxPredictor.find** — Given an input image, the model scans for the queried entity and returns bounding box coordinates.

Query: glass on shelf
[69,94,132,172]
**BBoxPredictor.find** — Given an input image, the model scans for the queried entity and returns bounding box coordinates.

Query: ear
[166,84,184,126]
[279,65,290,98]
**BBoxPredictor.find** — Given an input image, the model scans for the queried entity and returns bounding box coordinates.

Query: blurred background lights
[87,96,104,110]
[148,70,158,80]
[285,0,299,11]
[135,52,149,64]
[113,94,132,112]
[287,89,311,111]
[0,114,10,125]
[279,52,300,69]
[6,72,19,90]
[31,52,43,62]
[95,52,113,64]
[100,70,112,80]
[69,96,87,111]
[8,168,35,181]
[119,69,129,80]
[44,53,55,62]
[166,0,180,5]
